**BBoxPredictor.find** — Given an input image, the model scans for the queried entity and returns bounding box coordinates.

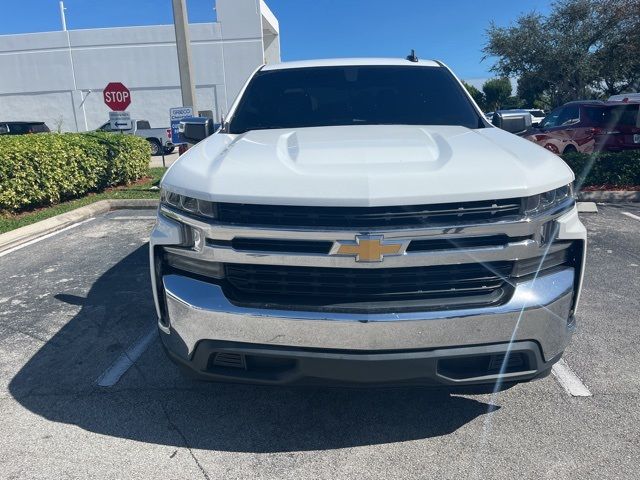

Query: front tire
[147,139,162,156]
[563,145,578,154]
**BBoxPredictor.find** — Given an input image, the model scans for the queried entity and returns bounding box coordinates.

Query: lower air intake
[487,352,526,373]
[438,352,530,380]
[212,352,247,369]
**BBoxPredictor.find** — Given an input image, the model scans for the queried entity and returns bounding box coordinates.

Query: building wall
[0,0,279,131]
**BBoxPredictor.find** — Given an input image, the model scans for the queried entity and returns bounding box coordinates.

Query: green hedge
[0,132,150,212]
[561,150,640,188]
[1,132,636,213]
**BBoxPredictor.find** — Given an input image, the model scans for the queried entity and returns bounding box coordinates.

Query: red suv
[524,100,640,154]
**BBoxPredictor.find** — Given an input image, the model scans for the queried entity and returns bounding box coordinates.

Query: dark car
[0,121,51,135]
[524,101,640,154]
[597,102,640,151]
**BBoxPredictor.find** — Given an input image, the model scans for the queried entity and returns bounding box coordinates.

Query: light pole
[59,1,67,31]
[171,0,197,112]
[60,1,89,131]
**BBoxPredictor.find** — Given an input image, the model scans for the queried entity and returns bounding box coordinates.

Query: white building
[0,0,280,131]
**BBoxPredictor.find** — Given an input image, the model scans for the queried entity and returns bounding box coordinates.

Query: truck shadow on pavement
[9,245,499,453]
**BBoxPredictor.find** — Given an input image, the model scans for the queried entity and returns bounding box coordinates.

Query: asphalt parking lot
[0,204,639,479]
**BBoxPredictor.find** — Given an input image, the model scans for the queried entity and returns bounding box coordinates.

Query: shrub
[561,150,640,189]
[0,132,150,212]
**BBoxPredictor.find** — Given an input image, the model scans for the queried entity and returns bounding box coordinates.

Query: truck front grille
[215,199,523,229]
[159,199,577,315]
[223,262,514,313]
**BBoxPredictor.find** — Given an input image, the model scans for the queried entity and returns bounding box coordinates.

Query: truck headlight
[160,188,217,219]
[525,184,574,215]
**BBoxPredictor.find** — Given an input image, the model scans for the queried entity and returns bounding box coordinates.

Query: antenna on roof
[406,49,418,62]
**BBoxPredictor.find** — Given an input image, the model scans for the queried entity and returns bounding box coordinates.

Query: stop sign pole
[103,82,131,111]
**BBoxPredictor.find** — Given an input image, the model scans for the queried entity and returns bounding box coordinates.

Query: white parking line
[552,359,592,397]
[96,326,157,387]
[0,218,95,258]
[621,211,640,222]
[110,216,156,220]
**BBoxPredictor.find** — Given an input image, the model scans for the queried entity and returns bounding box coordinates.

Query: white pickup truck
[97,119,174,156]
[150,58,586,387]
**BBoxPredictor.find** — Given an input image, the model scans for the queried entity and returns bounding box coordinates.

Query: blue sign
[169,107,194,145]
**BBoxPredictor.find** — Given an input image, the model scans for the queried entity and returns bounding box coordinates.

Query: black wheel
[147,138,162,156]
[163,146,176,155]
[563,145,578,154]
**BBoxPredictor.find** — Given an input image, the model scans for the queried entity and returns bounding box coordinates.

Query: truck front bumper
[150,203,586,386]
[158,267,574,385]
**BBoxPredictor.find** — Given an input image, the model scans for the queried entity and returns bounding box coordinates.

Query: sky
[0,0,553,86]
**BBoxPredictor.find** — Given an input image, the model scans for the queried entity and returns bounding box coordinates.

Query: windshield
[604,104,640,128]
[229,66,483,134]
[539,107,561,128]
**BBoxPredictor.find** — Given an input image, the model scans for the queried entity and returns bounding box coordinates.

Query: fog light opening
[437,352,530,380]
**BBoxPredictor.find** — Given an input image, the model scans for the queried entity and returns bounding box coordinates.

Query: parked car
[524,100,640,154]
[152,57,585,387]
[526,109,546,127]
[96,119,174,155]
[597,102,640,151]
[0,121,50,135]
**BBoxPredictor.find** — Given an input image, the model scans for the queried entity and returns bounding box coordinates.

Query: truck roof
[608,93,640,102]
[261,57,441,71]
[563,100,640,107]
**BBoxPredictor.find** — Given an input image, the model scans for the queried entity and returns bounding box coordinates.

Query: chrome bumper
[150,203,586,375]
[160,267,575,363]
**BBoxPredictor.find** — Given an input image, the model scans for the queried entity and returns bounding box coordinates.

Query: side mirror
[492,111,533,135]
[178,117,215,144]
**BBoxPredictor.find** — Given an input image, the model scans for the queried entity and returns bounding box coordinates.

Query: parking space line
[621,211,640,222]
[109,216,157,220]
[0,218,95,258]
[552,359,592,397]
[96,325,157,387]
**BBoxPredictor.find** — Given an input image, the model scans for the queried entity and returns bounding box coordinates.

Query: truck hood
[162,125,574,206]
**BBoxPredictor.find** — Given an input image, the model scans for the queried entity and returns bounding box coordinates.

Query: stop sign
[103,82,131,111]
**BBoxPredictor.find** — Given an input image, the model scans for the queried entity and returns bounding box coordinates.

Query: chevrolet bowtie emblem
[331,235,407,262]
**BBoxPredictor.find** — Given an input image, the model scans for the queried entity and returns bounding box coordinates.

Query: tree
[502,96,525,110]
[461,81,486,110]
[517,72,550,109]
[592,1,640,96]
[484,0,640,107]
[482,78,512,110]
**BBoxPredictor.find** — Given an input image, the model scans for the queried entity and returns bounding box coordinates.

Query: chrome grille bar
[163,240,575,269]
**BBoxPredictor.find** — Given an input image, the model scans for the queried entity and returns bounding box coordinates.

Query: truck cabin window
[229,66,484,134]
